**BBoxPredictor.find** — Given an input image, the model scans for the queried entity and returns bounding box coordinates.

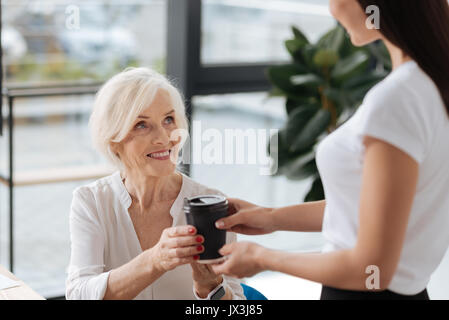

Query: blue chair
[241,283,268,300]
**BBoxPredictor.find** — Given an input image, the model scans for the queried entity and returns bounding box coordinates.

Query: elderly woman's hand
[191,262,223,298]
[150,225,204,273]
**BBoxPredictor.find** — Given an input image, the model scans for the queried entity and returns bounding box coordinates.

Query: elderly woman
[65,67,245,300]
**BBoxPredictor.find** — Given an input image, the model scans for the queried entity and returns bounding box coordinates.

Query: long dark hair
[357,0,449,119]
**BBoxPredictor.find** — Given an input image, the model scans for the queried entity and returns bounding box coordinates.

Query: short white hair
[89,67,189,170]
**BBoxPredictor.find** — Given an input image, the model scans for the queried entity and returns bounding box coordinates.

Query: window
[0,0,167,297]
[201,0,334,64]
[3,0,166,85]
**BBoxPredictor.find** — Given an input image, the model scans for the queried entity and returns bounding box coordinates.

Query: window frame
[166,0,286,175]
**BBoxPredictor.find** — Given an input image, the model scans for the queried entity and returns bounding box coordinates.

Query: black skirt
[320,285,430,300]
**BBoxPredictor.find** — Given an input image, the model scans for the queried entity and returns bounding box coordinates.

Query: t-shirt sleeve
[353,82,432,164]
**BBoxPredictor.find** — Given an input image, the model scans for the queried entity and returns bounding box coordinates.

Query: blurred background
[0,0,447,299]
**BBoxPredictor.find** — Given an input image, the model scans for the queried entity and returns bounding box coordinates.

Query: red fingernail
[194,255,200,260]
[197,245,203,252]
[196,236,203,243]
[189,228,195,234]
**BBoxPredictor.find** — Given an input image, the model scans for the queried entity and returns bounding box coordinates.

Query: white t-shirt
[66,171,245,300]
[316,60,449,295]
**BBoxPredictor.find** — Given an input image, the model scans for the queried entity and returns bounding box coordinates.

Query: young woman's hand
[211,242,267,278]
[215,198,276,235]
[150,225,203,273]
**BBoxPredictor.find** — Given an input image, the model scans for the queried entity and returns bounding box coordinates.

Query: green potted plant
[267,24,391,201]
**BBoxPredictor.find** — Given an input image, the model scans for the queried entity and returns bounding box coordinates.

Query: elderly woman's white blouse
[66,171,245,300]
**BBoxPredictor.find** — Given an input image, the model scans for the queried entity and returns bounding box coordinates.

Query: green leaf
[284,153,318,180]
[367,41,392,71]
[301,44,319,71]
[317,24,345,53]
[342,71,387,103]
[285,99,318,115]
[322,87,345,114]
[285,39,307,56]
[267,86,286,97]
[267,64,321,104]
[266,63,309,93]
[285,39,308,64]
[342,71,387,90]
[331,50,370,84]
[286,92,320,105]
[284,107,318,146]
[304,175,325,202]
[313,49,339,68]
[291,25,310,44]
[290,73,323,87]
[286,99,301,115]
[289,109,331,152]
[330,25,346,52]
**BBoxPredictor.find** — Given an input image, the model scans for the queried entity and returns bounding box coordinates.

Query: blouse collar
[111,170,187,220]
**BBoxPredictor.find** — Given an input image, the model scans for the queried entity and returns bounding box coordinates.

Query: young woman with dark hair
[356,0,449,116]
[209,0,449,300]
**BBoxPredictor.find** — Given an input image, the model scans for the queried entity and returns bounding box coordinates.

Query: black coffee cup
[183,195,228,264]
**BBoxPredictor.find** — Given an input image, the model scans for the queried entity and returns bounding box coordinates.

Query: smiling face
[113,88,183,177]
[329,0,382,46]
